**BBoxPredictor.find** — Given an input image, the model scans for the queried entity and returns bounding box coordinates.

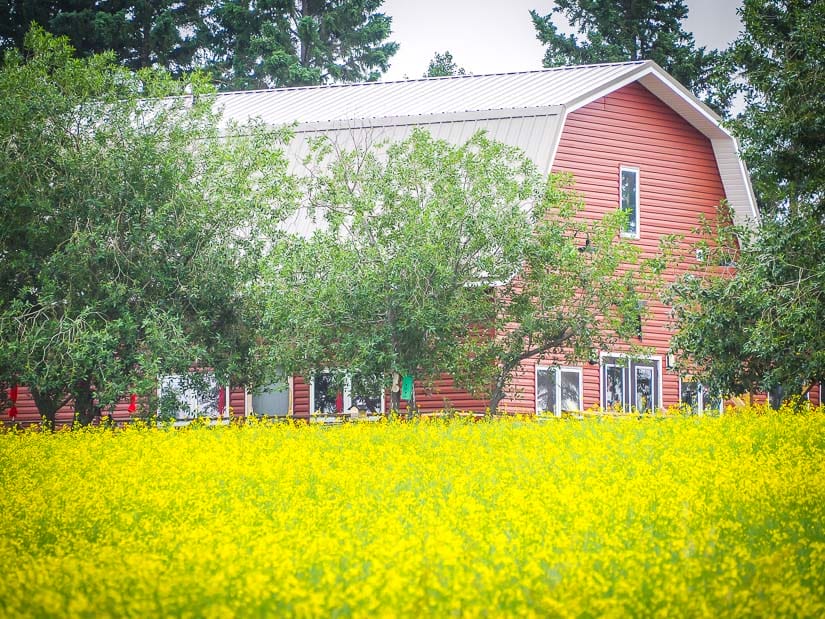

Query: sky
[380,0,744,81]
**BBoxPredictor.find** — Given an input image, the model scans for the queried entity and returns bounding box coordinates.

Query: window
[601,356,660,412]
[159,373,219,420]
[251,379,290,416]
[620,167,639,238]
[635,366,654,412]
[679,379,722,415]
[604,363,625,410]
[310,371,384,417]
[536,366,582,415]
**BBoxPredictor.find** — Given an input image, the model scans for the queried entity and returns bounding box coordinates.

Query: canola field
[1,411,824,617]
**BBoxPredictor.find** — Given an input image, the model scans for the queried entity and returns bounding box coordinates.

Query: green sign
[401,375,414,400]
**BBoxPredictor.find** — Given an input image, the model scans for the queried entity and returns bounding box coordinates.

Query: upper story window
[620,167,639,238]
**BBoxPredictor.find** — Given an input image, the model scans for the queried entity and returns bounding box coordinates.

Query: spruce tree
[0,1,206,77]
[729,0,824,215]
[198,0,399,90]
[530,0,732,114]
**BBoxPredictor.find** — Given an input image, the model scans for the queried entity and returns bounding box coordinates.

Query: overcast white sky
[380,0,744,81]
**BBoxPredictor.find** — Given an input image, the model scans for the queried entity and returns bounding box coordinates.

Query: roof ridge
[213,61,649,98]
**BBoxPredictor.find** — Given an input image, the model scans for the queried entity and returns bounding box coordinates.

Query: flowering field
[1,412,824,617]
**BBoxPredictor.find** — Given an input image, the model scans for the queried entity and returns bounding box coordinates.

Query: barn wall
[503,81,728,413]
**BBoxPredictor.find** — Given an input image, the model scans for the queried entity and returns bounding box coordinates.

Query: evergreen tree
[729,0,824,216]
[0,1,398,90]
[0,1,206,76]
[530,0,732,113]
[199,0,399,90]
[424,51,465,77]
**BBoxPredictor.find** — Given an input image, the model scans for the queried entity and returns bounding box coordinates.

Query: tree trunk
[488,387,505,417]
[30,388,66,431]
[389,372,401,414]
[487,363,514,416]
[409,382,418,417]
[73,378,100,426]
[300,0,311,66]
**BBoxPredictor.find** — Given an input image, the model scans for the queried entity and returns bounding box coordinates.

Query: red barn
[8,61,802,425]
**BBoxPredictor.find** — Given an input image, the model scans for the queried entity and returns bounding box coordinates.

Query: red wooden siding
[292,376,311,419]
[3,387,140,427]
[502,81,728,413]
[405,375,490,413]
[3,384,245,426]
[229,387,246,418]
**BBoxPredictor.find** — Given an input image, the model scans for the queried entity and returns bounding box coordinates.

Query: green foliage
[0,1,207,77]
[668,0,825,400]
[258,129,537,404]
[259,129,659,412]
[198,0,399,90]
[530,0,733,113]
[0,1,398,90]
[424,51,466,77]
[0,28,294,425]
[667,207,825,399]
[728,0,824,216]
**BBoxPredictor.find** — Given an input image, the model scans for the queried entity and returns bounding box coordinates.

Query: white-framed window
[536,365,582,415]
[158,373,220,420]
[620,166,640,238]
[601,354,661,412]
[309,371,384,416]
[679,379,723,415]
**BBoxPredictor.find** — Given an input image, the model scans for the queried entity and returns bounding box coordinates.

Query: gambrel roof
[216,60,758,225]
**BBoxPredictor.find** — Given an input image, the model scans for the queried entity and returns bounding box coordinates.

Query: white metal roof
[216,61,647,125]
[217,60,757,226]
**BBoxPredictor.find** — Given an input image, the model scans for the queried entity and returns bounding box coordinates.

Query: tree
[0,28,294,426]
[0,1,398,90]
[259,129,658,414]
[667,0,825,402]
[424,51,465,77]
[258,129,537,412]
[470,177,662,413]
[666,209,825,401]
[728,0,824,216]
[198,0,399,90]
[0,1,207,77]
[530,0,733,113]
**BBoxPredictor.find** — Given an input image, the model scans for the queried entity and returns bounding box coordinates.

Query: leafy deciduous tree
[666,208,824,401]
[0,28,294,426]
[259,129,659,414]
